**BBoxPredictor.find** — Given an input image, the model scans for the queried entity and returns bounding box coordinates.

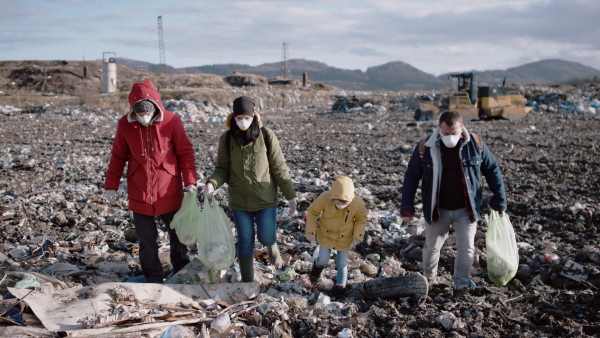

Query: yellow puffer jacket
[306,177,368,251]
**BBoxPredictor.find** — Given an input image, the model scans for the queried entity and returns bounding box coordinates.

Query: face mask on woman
[236,118,253,131]
[137,114,153,126]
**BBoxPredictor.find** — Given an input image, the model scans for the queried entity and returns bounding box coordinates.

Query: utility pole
[157,16,167,74]
[280,42,289,79]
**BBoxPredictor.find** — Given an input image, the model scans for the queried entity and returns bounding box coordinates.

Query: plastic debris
[14,274,41,290]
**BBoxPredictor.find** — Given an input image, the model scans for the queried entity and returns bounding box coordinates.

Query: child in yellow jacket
[305,176,368,296]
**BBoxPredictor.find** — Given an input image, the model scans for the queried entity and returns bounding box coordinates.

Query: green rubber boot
[267,244,281,266]
[239,257,254,283]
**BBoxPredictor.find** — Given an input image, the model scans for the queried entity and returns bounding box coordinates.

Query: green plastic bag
[197,198,235,270]
[486,210,519,286]
[170,191,201,245]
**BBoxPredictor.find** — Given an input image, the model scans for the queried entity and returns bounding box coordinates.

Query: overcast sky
[1,0,598,76]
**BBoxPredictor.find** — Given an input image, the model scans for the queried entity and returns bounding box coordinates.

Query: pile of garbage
[523,83,600,116]
[163,99,231,123]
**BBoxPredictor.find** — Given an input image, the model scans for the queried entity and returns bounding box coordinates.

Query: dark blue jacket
[400,128,506,224]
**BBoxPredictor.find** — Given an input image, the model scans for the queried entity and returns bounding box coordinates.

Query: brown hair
[439,110,463,126]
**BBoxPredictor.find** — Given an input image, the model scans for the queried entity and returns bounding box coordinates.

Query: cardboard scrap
[9,281,259,332]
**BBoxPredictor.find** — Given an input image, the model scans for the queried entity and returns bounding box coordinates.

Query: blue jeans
[315,246,349,286]
[232,207,277,259]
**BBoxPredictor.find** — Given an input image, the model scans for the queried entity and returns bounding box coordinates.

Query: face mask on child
[334,201,351,209]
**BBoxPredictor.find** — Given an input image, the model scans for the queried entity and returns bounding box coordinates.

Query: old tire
[361,274,428,299]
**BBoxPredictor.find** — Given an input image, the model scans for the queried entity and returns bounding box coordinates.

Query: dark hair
[439,110,463,126]
[230,115,260,145]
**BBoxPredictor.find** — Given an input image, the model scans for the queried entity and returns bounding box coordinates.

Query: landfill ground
[0,83,599,337]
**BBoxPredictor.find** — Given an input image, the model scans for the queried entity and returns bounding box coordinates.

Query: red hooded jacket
[104,81,197,216]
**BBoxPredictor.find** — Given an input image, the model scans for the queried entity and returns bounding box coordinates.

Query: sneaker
[453,288,470,299]
[426,276,438,287]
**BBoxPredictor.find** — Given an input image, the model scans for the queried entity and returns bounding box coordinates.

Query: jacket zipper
[146,126,154,207]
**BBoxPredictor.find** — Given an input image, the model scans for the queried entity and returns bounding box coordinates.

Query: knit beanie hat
[233,96,255,117]
[330,176,355,202]
[132,100,155,114]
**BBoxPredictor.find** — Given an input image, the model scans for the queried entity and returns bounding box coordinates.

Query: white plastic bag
[197,198,235,270]
[170,191,201,245]
[486,210,519,285]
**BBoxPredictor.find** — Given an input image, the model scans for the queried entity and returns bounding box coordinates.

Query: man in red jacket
[104,81,197,283]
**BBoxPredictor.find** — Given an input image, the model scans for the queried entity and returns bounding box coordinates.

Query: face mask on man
[137,114,153,126]
[236,118,253,131]
[441,134,461,148]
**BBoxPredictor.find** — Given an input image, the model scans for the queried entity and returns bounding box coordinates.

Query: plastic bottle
[545,253,560,264]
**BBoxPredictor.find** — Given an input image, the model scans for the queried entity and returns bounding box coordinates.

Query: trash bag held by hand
[197,198,236,270]
[486,210,519,286]
[170,191,201,245]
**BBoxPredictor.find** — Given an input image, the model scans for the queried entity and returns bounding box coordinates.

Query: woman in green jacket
[204,96,297,282]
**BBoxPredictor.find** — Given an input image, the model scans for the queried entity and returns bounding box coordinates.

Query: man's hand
[401,216,413,226]
[288,199,298,215]
[307,237,316,245]
[203,183,215,197]
[186,185,197,192]
[104,190,117,205]
[351,238,361,248]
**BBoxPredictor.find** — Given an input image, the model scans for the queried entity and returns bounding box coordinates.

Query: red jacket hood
[128,81,166,113]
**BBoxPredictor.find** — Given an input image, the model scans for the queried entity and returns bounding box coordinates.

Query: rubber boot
[239,257,254,283]
[309,264,325,284]
[266,244,280,266]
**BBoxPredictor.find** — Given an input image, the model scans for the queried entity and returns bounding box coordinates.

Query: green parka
[208,125,296,212]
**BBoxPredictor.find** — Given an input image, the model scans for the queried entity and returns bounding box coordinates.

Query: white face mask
[236,118,253,131]
[137,114,153,126]
[441,134,461,148]
[334,201,351,209]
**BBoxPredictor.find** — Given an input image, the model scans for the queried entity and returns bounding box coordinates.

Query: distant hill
[365,61,445,91]
[179,59,443,91]
[116,58,600,91]
[439,59,600,86]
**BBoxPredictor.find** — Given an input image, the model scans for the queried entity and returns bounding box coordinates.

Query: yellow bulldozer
[409,72,532,121]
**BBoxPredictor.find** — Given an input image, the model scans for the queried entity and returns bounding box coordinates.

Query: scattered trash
[14,274,41,290]
[159,325,195,338]
[435,312,457,330]
[210,313,231,334]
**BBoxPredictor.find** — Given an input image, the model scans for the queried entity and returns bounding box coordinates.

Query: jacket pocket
[127,161,140,177]
[463,157,482,167]
[161,161,180,177]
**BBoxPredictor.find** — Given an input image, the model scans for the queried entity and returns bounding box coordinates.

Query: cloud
[1,0,599,74]
[349,47,389,57]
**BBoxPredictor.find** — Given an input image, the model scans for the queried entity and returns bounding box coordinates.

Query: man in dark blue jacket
[400,110,506,296]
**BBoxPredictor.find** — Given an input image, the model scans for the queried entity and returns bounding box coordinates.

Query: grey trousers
[423,208,477,290]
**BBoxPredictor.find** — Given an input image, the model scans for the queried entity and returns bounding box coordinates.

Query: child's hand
[351,239,360,248]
